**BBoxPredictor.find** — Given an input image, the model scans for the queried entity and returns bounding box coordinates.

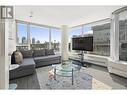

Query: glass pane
[68,26,82,53]
[69,26,82,42]
[93,23,110,56]
[30,25,49,50]
[83,27,93,34]
[119,10,127,61]
[83,23,110,56]
[17,23,27,45]
[51,28,61,52]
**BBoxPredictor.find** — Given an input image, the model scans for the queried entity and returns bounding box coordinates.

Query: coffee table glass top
[52,60,81,77]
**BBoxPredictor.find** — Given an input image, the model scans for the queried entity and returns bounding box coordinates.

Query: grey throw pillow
[33,49,46,57]
[20,50,33,58]
[45,49,55,55]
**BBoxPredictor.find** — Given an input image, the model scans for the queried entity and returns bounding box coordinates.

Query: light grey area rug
[36,66,112,89]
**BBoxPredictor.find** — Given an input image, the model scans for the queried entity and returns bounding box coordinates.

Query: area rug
[36,66,112,89]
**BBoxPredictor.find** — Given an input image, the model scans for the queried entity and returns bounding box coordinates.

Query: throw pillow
[14,51,23,64]
[45,49,55,55]
[33,49,46,57]
[20,50,33,58]
[11,50,23,64]
[11,51,16,64]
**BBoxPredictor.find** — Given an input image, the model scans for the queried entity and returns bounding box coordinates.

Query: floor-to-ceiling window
[84,23,110,56]
[16,22,29,50]
[30,24,49,50]
[51,28,61,52]
[16,21,61,53]
[17,23,28,45]
[119,10,127,61]
[69,19,110,56]
[91,23,110,56]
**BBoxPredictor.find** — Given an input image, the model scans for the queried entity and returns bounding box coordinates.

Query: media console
[69,52,91,67]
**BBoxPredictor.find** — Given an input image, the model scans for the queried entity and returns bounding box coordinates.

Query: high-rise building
[36,40,40,44]
[22,37,26,44]
[92,23,110,56]
[32,38,35,44]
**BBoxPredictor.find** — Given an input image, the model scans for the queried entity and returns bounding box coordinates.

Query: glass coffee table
[52,60,81,85]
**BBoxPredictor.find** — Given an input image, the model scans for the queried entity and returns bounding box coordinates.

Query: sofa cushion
[34,55,61,62]
[20,50,33,58]
[45,49,55,55]
[20,58,35,67]
[33,49,46,57]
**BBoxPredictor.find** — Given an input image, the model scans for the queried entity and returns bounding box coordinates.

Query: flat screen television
[72,36,93,51]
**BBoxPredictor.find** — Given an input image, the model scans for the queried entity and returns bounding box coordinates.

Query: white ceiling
[15,6,124,27]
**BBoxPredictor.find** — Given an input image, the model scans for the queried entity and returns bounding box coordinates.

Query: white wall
[0,19,9,89]
[8,20,16,55]
[0,6,16,89]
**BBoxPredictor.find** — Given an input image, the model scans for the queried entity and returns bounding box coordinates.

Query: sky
[17,23,27,43]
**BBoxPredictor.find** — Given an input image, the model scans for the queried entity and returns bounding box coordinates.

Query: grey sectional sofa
[9,49,61,79]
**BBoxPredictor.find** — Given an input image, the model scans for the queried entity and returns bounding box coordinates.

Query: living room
[0,4,127,91]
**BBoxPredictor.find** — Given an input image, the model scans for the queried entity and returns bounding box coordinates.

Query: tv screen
[72,36,93,51]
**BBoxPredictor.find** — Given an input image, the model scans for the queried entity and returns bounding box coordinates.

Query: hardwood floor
[9,64,127,89]
[9,71,40,89]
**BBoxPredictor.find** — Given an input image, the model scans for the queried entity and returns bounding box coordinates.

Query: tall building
[36,40,40,44]
[22,37,26,44]
[32,38,35,44]
[92,23,110,56]
[119,20,127,61]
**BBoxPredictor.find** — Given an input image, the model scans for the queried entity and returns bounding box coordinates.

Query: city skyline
[17,36,60,44]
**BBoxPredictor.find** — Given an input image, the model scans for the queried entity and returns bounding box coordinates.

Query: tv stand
[70,51,90,67]
[79,51,90,67]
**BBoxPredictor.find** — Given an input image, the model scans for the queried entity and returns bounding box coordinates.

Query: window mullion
[49,28,51,49]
